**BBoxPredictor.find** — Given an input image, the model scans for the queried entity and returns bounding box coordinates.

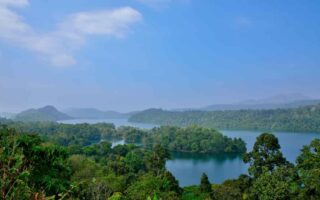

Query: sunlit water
[59,118,320,186]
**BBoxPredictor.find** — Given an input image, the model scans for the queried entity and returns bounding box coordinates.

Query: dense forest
[0,118,245,155]
[144,126,246,154]
[1,121,320,199]
[129,104,320,133]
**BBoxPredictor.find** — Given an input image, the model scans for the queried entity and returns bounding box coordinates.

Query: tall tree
[243,133,290,178]
[200,173,212,193]
[160,171,182,195]
[146,144,170,176]
[296,139,320,199]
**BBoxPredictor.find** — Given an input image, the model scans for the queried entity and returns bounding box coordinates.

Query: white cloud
[0,1,142,67]
[61,7,142,37]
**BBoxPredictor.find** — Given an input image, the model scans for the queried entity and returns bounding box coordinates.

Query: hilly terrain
[14,105,73,122]
[201,94,320,111]
[201,99,320,111]
[129,104,320,133]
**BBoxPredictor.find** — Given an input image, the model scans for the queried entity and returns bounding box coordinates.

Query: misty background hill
[201,99,320,111]
[2,94,320,123]
[63,108,137,119]
[192,94,320,111]
[14,105,73,122]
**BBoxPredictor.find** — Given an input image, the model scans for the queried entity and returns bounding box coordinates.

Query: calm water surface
[59,119,320,186]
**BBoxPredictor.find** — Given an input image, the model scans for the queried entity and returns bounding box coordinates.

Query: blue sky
[0,0,320,112]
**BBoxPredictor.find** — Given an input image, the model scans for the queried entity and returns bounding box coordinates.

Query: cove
[59,119,320,186]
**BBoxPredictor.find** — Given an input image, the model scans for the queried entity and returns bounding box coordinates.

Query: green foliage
[117,126,147,143]
[213,180,244,200]
[2,120,320,200]
[250,166,299,200]
[182,186,212,200]
[160,171,182,195]
[68,142,179,199]
[3,120,246,155]
[125,173,180,200]
[0,127,32,200]
[0,126,71,199]
[109,192,124,200]
[69,155,103,181]
[243,133,291,178]
[4,121,117,146]
[145,126,246,154]
[30,144,71,196]
[296,139,320,199]
[146,144,170,176]
[129,105,320,132]
[200,173,212,193]
[124,151,145,173]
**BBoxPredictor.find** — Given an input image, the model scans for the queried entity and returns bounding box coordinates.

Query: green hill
[129,104,320,133]
[14,105,72,122]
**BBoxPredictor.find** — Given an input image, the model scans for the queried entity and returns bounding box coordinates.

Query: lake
[59,118,320,187]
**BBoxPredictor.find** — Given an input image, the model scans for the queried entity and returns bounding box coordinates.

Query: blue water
[59,118,320,186]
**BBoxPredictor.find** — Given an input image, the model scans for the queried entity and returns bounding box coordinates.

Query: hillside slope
[15,105,72,122]
[129,105,320,133]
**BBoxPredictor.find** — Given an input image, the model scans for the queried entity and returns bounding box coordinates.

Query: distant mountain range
[201,94,320,111]
[201,99,320,111]
[14,105,73,122]
[5,94,320,123]
[63,108,136,119]
[10,106,138,122]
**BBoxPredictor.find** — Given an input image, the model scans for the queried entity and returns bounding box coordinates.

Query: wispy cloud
[0,0,142,67]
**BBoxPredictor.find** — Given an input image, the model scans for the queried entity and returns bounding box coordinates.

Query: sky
[1,0,320,112]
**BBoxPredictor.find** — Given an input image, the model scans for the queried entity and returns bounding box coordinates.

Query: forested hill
[129,104,320,133]
[14,105,73,122]
[201,99,320,111]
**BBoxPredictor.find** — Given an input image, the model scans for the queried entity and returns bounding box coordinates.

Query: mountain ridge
[201,99,320,111]
[14,105,73,122]
[129,104,320,133]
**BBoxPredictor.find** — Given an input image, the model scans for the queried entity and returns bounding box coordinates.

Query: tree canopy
[1,121,320,199]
